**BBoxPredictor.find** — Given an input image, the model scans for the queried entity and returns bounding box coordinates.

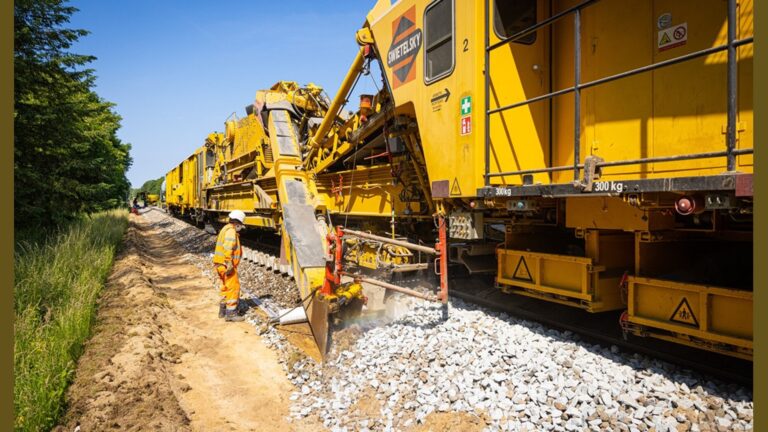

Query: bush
[14,209,129,431]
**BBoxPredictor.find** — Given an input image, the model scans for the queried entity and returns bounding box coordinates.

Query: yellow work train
[165,0,754,359]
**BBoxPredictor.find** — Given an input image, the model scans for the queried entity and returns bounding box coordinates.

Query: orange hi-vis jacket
[213,223,242,268]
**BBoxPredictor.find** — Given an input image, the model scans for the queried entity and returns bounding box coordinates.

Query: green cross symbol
[460,96,471,115]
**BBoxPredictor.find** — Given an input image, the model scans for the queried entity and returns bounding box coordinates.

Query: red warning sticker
[460,115,472,136]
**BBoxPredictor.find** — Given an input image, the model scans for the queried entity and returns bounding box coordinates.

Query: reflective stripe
[213,223,241,266]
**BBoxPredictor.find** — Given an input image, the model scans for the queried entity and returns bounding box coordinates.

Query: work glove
[337,296,348,307]
[225,261,235,276]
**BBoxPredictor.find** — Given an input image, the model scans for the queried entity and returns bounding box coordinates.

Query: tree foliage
[14,0,132,230]
[131,176,165,198]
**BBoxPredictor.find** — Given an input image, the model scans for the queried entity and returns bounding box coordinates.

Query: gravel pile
[284,298,752,432]
[144,209,753,432]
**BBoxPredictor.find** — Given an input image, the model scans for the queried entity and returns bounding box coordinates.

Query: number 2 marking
[463,38,469,52]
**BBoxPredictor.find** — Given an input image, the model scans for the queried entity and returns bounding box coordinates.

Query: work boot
[218,303,226,318]
[225,309,245,322]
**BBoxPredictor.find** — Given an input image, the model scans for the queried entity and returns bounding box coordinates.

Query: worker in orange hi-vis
[213,210,246,322]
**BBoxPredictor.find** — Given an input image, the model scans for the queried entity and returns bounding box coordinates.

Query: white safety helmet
[229,210,246,224]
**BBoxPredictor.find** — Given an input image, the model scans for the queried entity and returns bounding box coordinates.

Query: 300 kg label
[592,181,626,193]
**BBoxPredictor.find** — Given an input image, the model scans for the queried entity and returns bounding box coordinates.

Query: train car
[166,0,754,359]
[165,146,206,220]
[364,0,753,360]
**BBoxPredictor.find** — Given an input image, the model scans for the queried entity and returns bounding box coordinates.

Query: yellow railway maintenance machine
[362,0,753,360]
[165,0,753,360]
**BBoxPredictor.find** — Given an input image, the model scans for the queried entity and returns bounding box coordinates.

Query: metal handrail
[483,0,753,185]
[487,37,754,116]
[486,148,755,179]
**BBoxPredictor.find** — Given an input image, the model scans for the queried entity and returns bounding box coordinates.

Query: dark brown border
[1,0,15,427]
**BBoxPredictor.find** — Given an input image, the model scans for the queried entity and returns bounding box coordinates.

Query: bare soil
[410,412,486,432]
[55,214,321,431]
[54,211,480,431]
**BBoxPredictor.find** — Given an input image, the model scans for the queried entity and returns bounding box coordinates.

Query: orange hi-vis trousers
[216,265,240,312]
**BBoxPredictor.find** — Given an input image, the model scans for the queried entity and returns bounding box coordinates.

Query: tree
[14,0,132,229]
[134,176,165,197]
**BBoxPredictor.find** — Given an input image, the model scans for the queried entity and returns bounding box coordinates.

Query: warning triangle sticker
[660,32,671,45]
[450,178,461,196]
[669,297,699,327]
[512,256,533,282]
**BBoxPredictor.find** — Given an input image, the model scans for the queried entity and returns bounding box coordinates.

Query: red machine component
[674,195,705,215]
[436,215,448,304]
[330,174,344,203]
[322,226,345,296]
[322,217,449,305]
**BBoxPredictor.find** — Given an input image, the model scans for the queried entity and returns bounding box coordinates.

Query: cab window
[494,0,537,45]
[424,0,454,83]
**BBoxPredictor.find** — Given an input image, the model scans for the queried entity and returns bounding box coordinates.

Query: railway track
[159,208,752,387]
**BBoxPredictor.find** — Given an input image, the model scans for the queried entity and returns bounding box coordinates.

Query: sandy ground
[55,214,322,431]
[54,211,487,432]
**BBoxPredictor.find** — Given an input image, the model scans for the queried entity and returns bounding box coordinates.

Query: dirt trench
[55,214,321,431]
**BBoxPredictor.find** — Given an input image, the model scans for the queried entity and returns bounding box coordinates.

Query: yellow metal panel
[584,0,652,179]
[539,259,587,297]
[651,0,727,174]
[487,1,550,186]
[497,249,593,301]
[315,165,421,217]
[627,276,752,351]
[242,215,276,229]
[565,196,674,231]
[498,237,629,312]
[737,0,753,169]
[552,0,654,182]
[708,291,752,340]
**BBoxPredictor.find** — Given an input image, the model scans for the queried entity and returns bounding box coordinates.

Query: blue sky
[68,0,383,187]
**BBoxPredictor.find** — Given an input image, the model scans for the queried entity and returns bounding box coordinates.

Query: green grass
[14,209,129,432]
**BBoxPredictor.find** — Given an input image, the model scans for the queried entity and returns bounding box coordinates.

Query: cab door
[487,0,550,185]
